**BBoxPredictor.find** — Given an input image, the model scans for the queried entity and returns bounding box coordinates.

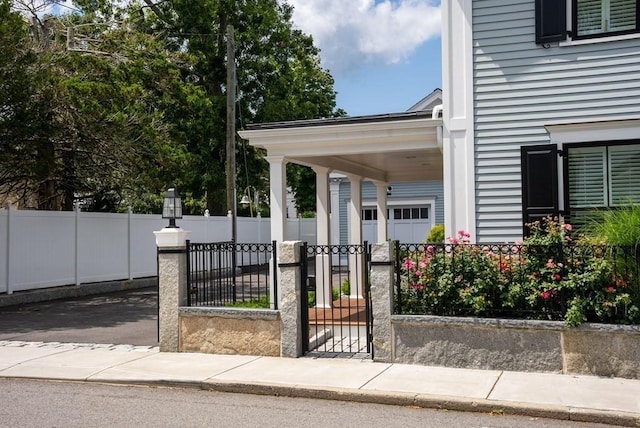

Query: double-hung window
[535,0,640,44]
[573,0,639,38]
[566,142,640,225]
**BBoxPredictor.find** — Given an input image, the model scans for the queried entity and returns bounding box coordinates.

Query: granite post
[154,226,191,352]
[278,241,303,358]
[370,241,394,362]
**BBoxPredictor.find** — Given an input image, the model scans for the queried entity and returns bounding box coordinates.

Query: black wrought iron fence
[302,243,372,354]
[394,242,640,325]
[186,240,277,308]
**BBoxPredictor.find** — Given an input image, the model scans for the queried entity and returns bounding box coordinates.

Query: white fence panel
[0,207,319,294]
[286,218,316,244]
[0,210,7,293]
[10,210,76,292]
[78,212,129,283]
[237,217,271,243]
[130,214,165,279]
[180,215,232,243]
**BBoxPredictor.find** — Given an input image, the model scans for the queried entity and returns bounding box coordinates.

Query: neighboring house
[442,0,640,243]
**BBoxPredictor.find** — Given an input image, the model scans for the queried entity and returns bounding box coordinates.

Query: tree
[1,0,206,211]
[1,0,344,214]
[138,0,345,215]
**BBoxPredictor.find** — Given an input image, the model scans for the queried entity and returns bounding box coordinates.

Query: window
[566,142,640,225]
[362,208,378,221]
[573,0,638,38]
[392,207,429,220]
[535,0,639,44]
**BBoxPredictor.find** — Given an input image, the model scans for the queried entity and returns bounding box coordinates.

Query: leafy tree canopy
[1,0,344,214]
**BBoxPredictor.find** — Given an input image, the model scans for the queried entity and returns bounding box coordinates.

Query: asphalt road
[0,379,613,428]
[0,287,158,346]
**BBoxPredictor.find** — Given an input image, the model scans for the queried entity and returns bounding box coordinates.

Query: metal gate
[300,243,373,358]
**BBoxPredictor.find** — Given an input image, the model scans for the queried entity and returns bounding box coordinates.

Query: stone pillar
[278,241,303,358]
[154,227,191,352]
[370,241,394,363]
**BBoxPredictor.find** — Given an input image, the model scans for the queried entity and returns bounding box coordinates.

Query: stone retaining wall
[391,315,640,379]
[179,307,280,356]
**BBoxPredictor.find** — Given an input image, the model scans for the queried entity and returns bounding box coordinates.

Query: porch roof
[238,111,443,183]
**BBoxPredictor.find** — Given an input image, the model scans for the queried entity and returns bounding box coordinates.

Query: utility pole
[226,24,237,243]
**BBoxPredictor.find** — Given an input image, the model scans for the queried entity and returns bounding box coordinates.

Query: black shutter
[535,0,567,44]
[521,144,560,234]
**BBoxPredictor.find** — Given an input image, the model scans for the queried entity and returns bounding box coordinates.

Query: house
[442,0,640,243]
[240,0,640,247]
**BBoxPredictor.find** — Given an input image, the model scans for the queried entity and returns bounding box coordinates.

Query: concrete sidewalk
[0,341,638,427]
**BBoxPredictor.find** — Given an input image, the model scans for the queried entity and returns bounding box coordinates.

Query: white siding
[472,0,640,242]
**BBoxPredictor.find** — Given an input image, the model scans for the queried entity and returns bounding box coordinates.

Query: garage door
[362,206,432,243]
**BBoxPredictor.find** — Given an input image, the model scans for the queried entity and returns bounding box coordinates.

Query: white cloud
[285,0,441,75]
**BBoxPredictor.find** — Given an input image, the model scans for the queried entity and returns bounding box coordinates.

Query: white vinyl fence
[0,206,315,294]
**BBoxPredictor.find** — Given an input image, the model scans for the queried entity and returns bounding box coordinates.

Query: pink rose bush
[398,217,640,326]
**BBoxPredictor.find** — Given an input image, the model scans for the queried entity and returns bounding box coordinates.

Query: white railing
[0,206,315,294]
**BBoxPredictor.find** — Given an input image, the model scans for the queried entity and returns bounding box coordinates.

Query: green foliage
[307,288,340,307]
[225,296,270,309]
[308,291,316,307]
[426,224,445,243]
[398,218,640,326]
[340,279,350,296]
[1,0,343,214]
[585,204,640,247]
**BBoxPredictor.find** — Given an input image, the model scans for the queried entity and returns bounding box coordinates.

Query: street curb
[75,378,640,427]
[0,278,157,308]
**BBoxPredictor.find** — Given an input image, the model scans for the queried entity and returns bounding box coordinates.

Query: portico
[238,110,443,306]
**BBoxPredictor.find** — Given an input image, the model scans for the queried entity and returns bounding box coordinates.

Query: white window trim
[545,118,640,212]
[560,0,640,46]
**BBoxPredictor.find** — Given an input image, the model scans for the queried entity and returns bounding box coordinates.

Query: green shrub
[585,204,640,247]
[398,218,640,326]
[225,295,270,309]
[340,279,350,296]
[426,224,445,243]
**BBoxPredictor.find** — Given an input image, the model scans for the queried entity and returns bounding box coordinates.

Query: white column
[266,156,288,243]
[313,166,332,308]
[374,181,389,243]
[266,156,288,309]
[442,0,476,242]
[347,175,363,298]
[329,176,342,246]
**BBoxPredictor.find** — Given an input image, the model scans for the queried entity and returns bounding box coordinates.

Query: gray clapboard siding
[472,0,640,242]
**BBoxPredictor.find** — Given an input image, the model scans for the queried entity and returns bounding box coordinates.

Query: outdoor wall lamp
[162,187,182,228]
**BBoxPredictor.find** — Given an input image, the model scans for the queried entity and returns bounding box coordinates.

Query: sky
[285,0,443,117]
[37,0,443,117]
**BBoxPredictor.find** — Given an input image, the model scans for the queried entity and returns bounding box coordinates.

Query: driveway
[0,287,158,346]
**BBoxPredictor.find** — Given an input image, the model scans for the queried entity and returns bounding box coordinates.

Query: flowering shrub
[402,230,503,316]
[397,218,640,326]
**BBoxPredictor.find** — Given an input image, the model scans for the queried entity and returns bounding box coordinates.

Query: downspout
[432,104,444,151]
